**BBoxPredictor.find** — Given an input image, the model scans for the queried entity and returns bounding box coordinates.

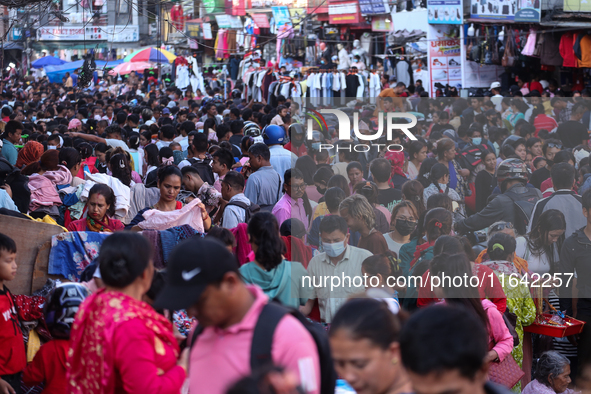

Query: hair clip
[492,243,504,251]
[434,221,442,228]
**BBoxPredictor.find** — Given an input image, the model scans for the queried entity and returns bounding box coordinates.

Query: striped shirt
[307,245,372,323]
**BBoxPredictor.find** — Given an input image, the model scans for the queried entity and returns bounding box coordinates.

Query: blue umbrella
[32,56,68,68]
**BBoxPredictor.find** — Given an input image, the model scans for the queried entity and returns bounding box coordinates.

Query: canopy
[32,56,68,68]
[108,61,154,76]
[123,47,176,64]
[44,59,123,83]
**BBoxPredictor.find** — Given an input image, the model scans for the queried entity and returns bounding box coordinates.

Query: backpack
[458,144,491,172]
[226,200,261,223]
[188,158,216,186]
[190,302,337,394]
[504,192,536,235]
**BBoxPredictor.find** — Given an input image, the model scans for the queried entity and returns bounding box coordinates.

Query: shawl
[67,289,178,394]
[86,216,123,232]
[16,141,44,168]
[410,241,435,268]
[385,151,406,179]
[475,249,529,274]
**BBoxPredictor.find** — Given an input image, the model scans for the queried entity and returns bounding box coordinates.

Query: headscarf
[385,150,406,179]
[67,289,179,394]
[16,141,44,168]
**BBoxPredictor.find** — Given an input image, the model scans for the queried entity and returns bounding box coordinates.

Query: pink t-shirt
[189,285,320,394]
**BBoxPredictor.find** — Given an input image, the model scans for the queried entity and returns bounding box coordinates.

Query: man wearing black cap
[155,238,321,394]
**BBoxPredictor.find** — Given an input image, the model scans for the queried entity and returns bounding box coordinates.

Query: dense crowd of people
[0,73,590,394]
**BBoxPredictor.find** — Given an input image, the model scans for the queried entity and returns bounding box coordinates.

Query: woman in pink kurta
[67,232,187,394]
[430,252,514,363]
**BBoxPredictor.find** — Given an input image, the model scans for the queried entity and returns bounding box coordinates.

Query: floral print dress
[483,260,536,392]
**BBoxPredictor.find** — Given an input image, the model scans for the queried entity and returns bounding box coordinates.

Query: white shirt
[105,138,129,152]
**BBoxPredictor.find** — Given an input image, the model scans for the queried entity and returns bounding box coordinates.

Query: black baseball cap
[154,237,239,310]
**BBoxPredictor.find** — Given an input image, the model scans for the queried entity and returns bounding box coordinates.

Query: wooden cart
[0,215,66,295]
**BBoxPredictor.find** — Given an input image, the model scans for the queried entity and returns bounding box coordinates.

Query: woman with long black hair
[239,212,311,309]
[516,209,566,275]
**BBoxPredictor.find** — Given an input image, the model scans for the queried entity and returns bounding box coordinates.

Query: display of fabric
[559,32,577,68]
[138,197,204,233]
[538,33,562,66]
[48,231,111,281]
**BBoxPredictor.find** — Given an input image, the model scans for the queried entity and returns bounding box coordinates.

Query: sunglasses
[490,222,514,233]
[547,143,562,149]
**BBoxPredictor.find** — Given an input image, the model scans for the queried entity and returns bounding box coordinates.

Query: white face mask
[47,145,57,150]
[322,240,347,257]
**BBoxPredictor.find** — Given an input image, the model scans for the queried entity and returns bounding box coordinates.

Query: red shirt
[533,114,558,136]
[284,142,307,157]
[0,285,26,375]
[22,339,69,394]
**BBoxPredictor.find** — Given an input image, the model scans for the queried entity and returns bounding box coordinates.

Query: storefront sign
[328,1,361,24]
[204,0,224,14]
[251,13,270,27]
[469,0,540,22]
[427,0,463,23]
[428,24,461,96]
[371,15,390,31]
[272,6,292,28]
[225,0,246,15]
[307,0,328,13]
[203,23,213,39]
[565,0,591,11]
[289,8,305,26]
[185,21,200,38]
[36,25,138,41]
[215,14,243,28]
[359,0,389,15]
[11,27,22,41]
[251,0,307,7]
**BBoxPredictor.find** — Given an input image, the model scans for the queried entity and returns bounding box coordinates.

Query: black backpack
[504,192,536,235]
[459,144,491,172]
[188,158,216,186]
[190,302,337,394]
[225,200,261,223]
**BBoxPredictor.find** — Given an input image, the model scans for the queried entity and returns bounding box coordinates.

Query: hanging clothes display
[559,32,577,68]
[226,30,237,57]
[345,72,360,97]
[540,33,563,66]
[368,71,381,103]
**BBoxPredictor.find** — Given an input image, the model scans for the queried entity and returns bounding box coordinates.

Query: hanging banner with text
[427,24,461,96]
[428,0,463,24]
[470,0,540,22]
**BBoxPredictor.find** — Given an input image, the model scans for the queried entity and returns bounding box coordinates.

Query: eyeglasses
[490,222,513,233]
[291,183,307,191]
[547,143,562,149]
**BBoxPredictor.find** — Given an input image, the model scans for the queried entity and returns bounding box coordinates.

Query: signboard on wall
[328,1,361,24]
[564,0,591,11]
[469,0,540,22]
[37,25,138,41]
[186,21,200,38]
[359,0,390,14]
[251,13,270,27]
[428,0,463,23]
[203,0,224,14]
[272,6,292,28]
[427,24,461,96]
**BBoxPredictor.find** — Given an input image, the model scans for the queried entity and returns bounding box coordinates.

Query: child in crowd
[23,283,89,393]
[0,233,26,394]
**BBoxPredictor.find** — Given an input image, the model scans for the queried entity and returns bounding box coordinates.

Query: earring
[392,358,398,365]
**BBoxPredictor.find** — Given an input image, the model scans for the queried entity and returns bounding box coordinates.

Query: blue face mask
[472,137,482,145]
[31,116,36,122]
[322,240,347,257]
[312,142,321,151]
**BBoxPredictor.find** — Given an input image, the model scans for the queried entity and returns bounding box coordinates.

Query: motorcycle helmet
[243,121,261,138]
[44,283,89,339]
[496,158,528,192]
[262,124,285,146]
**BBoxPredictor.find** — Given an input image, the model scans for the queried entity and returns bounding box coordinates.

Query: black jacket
[455,183,542,233]
[559,227,591,316]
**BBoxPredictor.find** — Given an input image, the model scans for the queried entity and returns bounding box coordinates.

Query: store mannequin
[318,42,331,62]
[351,39,368,66]
[337,44,351,70]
